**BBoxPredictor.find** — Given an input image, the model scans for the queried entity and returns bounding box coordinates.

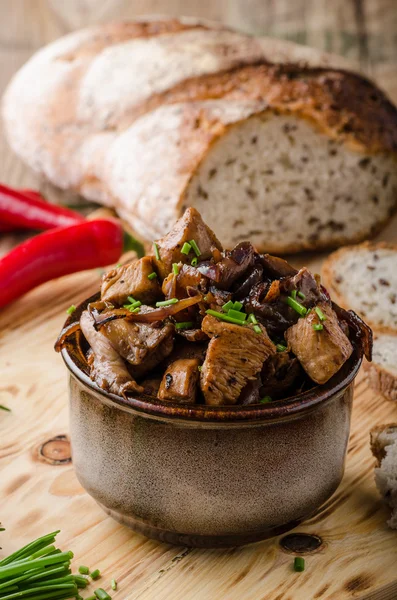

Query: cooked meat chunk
[162,264,207,300]
[101,319,174,378]
[153,207,222,279]
[232,262,264,301]
[177,328,209,342]
[158,358,200,404]
[285,303,353,384]
[260,352,303,399]
[140,376,163,397]
[197,242,255,290]
[238,375,263,405]
[162,339,207,366]
[200,315,276,406]
[80,310,143,397]
[101,257,162,306]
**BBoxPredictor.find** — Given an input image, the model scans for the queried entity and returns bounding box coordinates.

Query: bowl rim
[60,293,362,424]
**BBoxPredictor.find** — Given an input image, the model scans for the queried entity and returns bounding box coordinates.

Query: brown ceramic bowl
[61,294,362,548]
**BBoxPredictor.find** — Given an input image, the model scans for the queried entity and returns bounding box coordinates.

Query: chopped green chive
[314,306,327,321]
[90,569,101,580]
[227,309,247,321]
[0,528,5,531]
[232,301,243,311]
[298,291,306,300]
[276,344,287,352]
[198,365,202,372]
[78,566,89,575]
[153,242,160,261]
[291,290,297,300]
[260,396,272,404]
[191,257,198,267]
[123,300,141,312]
[148,272,157,280]
[86,596,97,600]
[66,305,76,315]
[94,589,111,600]
[222,300,234,312]
[175,321,194,330]
[286,296,307,317]
[111,579,117,591]
[0,405,11,412]
[206,309,246,326]
[294,556,305,572]
[253,325,262,334]
[189,239,201,257]
[181,242,192,255]
[115,263,122,268]
[127,296,136,304]
[313,323,324,331]
[156,298,179,307]
[247,313,258,325]
[172,263,179,275]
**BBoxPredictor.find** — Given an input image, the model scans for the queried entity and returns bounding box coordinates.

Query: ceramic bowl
[60,294,362,547]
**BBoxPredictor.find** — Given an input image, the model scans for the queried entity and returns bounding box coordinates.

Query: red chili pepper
[0,184,84,231]
[0,219,144,309]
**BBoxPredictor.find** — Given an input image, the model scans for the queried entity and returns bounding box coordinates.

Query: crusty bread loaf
[322,243,397,334]
[363,334,397,401]
[370,424,397,529]
[3,18,397,252]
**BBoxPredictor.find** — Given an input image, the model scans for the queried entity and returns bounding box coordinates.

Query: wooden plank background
[1,2,397,600]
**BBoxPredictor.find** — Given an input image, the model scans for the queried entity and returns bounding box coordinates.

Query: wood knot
[279,532,324,554]
[36,435,72,465]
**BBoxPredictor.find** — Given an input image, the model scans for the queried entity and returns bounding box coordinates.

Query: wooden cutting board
[0,257,397,600]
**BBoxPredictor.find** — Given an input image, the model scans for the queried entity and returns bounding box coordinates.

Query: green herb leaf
[175,321,194,330]
[294,556,305,572]
[156,298,179,307]
[286,296,307,317]
[153,242,160,261]
[313,323,323,331]
[66,305,76,315]
[260,396,272,404]
[147,272,157,280]
[314,306,327,321]
[181,242,192,255]
[189,239,201,257]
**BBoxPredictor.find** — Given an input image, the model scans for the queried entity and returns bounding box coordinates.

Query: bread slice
[3,19,397,252]
[370,424,397,529]
[322,243,397,334]
[363,334,397,401]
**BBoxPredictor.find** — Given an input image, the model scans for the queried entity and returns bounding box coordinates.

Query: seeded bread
[363,334,397,402]
[3,18,397,252]
[322,243,397,334]
[370,424,397,529]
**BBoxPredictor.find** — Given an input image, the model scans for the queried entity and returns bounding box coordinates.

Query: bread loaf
[370,424,397,529]
[3,18,397,252]
[363,334,397,401]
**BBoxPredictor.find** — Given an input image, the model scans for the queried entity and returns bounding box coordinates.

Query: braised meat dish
[56,208,372,406]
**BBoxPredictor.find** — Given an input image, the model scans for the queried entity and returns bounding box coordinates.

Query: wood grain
[1,2,397,599]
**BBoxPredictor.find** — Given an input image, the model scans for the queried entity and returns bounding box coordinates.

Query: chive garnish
[260,396,272,404]
[148,272,157,280]
[286,296,307,316]
[222,300,234,312]
[175,321,194,330]
[111,579,117,591]
[90,569,101,580]
[127,296,136,303]
[227,309,247,321]
[276,344,287,352]
[298,291,306,300]
[294,556,305,572]
[181,242,191,255]
[247,313,258,325]
[253,325,262,334]
[0,405,11,412]
[232,301,243,311]
[156,298,179,307]
[291,290,297,300]
[115,263,122,268]
[314,306,327,321]
[189,239,201,257]
[198,365,202,372]
[86,596,97,600]
[206,309,246,326]
[66,305,76,315]
[313,323,323,331]
[191,257,198,267]
[94,589,111,600]
[123,300,141,312]
[78,566,89,575]
[153,242,160,260]
[172,263,179,275]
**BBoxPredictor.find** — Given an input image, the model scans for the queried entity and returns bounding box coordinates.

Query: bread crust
[322,242,397,335]
[364,359,397,402]
[370,423,397,464]
[3,18,397,251]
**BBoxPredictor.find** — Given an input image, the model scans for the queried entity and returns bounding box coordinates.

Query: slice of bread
[363,334,397,401]
[370,424,397,529]
[322,242,397,334]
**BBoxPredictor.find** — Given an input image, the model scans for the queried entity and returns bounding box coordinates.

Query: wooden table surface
[1,2,397,600]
